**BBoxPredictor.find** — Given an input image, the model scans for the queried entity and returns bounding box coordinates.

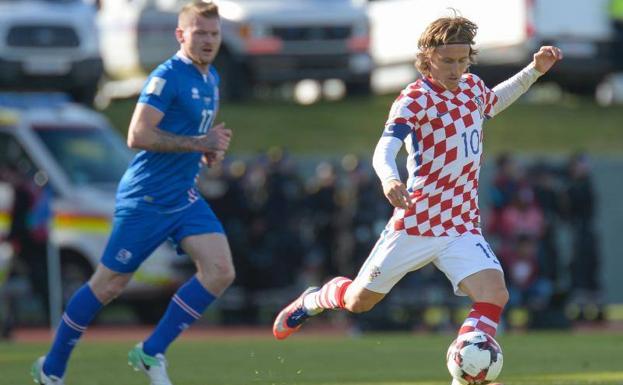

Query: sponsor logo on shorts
[115,248,133,264]
[368,265,381,282]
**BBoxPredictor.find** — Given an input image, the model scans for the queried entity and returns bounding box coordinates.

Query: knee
[480,286,509,308]
[90,278,128,304]
[198,260,236,295]
[463,273,510,308]
[215,264,236,289]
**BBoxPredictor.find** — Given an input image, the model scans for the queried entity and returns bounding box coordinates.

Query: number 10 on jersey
[461,128,481,157]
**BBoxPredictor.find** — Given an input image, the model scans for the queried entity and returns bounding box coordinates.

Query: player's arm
[489,46,563,117]
[372,123,413,210]
[127,103,231,153]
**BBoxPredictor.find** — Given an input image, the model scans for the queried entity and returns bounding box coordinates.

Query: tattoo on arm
[128,104,201,153]
[147,127,199,152]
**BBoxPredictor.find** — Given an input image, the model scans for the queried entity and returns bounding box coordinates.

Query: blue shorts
[101,199,224,273]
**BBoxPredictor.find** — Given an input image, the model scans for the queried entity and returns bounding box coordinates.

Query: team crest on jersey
[475,95,485,119]
[115,248,133,264]
[191,87,200,99]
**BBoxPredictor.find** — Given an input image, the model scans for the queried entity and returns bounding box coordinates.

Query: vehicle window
[33,126,132,186]
[0,131,44,212]
[0,131,38,178]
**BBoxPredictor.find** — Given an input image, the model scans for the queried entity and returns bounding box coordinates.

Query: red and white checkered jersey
[386,73,499,237]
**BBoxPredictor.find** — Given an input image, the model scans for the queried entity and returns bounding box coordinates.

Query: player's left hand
[532,46,563,74]
[202,150,225,167]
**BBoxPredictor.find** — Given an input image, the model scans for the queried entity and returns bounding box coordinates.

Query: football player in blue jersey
[31,2,233,384]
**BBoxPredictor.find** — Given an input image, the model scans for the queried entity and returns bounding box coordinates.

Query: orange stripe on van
[0,211,110,234]
[0,211,9,231]
[53,212,111,234]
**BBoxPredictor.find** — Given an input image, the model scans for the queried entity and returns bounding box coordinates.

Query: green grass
[102,96,623,156]
[3,332,622,385]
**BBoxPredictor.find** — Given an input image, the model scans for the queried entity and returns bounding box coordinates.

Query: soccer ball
[446,331,503,384]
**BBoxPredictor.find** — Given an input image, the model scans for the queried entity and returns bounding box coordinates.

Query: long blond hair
[415,13,478,77]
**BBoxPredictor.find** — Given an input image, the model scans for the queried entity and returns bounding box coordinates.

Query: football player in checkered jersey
[273,13,561,379]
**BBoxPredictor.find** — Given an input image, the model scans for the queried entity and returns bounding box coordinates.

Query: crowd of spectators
[0,147,604,332]
[198,149,604,330]
[196,148,392,324]
[487,152,603,327]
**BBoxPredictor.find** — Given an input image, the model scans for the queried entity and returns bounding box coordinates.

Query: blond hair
[179,0,219,26]
[415,14,478,76]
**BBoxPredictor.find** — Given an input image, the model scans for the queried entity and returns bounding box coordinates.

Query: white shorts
[353,226,503,296]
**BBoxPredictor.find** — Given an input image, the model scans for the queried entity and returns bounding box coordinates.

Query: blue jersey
[116,52,220,212]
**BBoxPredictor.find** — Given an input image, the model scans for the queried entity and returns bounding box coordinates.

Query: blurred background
[0,0,622,338]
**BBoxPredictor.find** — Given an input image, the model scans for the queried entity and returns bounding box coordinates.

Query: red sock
[458,302,502,337]
[310,277,352,310]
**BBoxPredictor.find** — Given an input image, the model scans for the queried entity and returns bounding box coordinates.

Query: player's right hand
[199,122,232,151]
[382,179,413,210]
[202,150,225,167]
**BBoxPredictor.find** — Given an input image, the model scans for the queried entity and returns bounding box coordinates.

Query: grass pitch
[1,331,622,385]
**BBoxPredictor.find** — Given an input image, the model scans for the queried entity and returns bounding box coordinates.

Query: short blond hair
[179,0,219,26]
[415,15,478,77]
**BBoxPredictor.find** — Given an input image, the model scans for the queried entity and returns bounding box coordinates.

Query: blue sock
[143,276,215,356]
[43,284,102,378]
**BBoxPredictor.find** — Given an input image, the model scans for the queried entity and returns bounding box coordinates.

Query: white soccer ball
[446,331,503,384]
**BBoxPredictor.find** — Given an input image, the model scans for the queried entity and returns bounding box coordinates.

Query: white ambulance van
[0,93,191,322]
